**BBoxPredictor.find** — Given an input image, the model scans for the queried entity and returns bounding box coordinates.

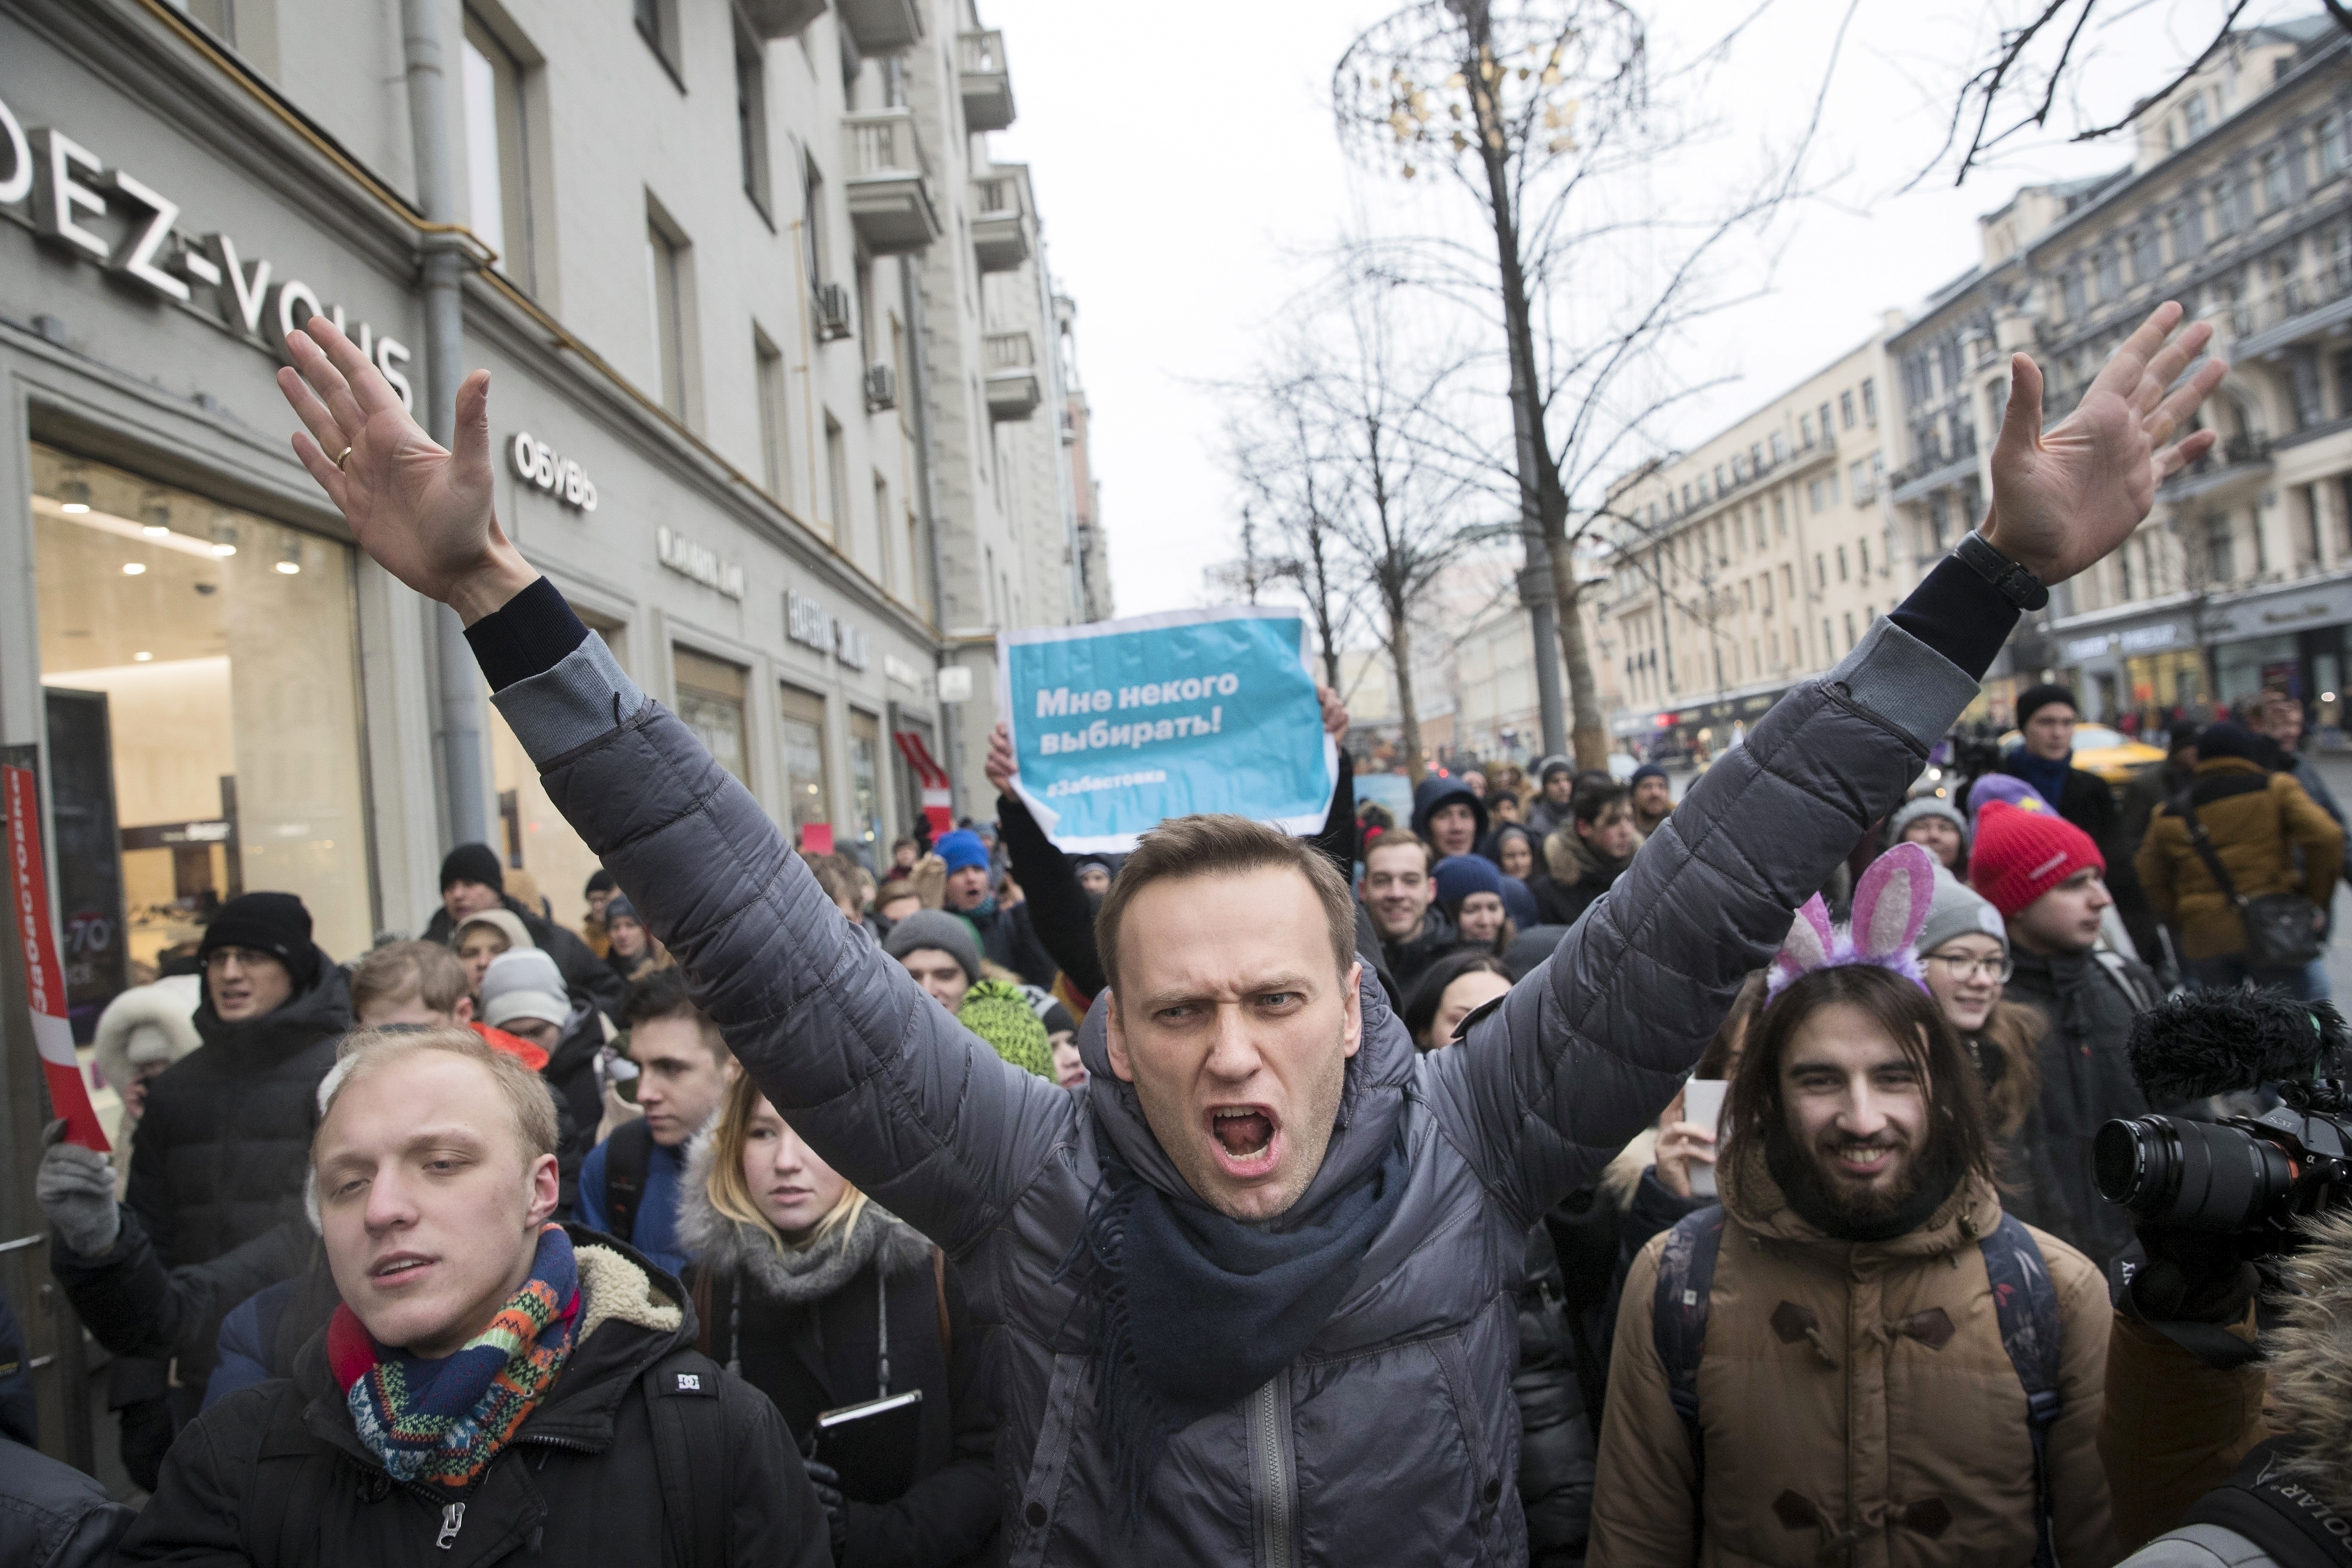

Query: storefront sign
[785,589,869,670]
[0,89,413,403]
[883,654,919,690]
[2064,634,2114,662]
[656,527,745,598]
[3,763,108,1151]
[2118,624,2179,653]
[508,433,597,512]
[999,607,1336,852]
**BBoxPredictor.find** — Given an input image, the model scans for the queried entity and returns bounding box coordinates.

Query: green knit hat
[957,980,1053,1079]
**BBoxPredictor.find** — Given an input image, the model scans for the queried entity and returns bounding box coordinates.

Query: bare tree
[1929,1,2348,189]
[1334,0,1833,769]
[1220,373,1363,692]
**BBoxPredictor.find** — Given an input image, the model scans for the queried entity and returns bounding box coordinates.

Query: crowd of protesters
[18,301,2352,1567]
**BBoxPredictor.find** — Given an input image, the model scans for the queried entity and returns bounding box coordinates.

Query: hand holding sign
[998,609,1338,851]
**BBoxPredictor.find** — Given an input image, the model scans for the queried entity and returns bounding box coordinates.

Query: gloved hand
[2128,1222,2260,1326]
[36,1119,121,1257]
[802,1456,848,1559]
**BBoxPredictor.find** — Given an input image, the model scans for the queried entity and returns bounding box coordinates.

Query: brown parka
[1589,1139,2118,1568]
[2134,757,2343,962]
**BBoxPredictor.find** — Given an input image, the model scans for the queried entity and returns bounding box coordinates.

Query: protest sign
[1000,607,1336,851]
[5,763,109,1150]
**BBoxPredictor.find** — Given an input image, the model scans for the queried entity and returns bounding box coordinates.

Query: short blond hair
[350,940,469,1020]
[315,1026,559,1167]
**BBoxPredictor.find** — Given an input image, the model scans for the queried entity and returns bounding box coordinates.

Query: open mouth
[1831,1143,1897,1177]
[371,1254,434,1283]
[1208,1106,1280,1177]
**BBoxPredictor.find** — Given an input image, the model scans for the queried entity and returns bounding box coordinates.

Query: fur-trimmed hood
[675,1124,931,1301]
[1543,823,1641,887]
[2266,1208,2352,1515]
[93,974,204,1103]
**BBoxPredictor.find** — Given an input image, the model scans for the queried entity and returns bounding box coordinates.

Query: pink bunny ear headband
[1764,841,1936,1005]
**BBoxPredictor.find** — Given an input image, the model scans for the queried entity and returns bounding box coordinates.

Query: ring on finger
[331,445,353,471]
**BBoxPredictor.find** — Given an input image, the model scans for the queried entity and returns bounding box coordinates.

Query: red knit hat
[1968,800,2106,918]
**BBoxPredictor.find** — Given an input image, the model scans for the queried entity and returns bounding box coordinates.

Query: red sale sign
[5,764,109,1151]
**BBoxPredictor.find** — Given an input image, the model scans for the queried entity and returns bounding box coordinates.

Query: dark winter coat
[113,1229,830,1568]
[126,956,350,1277]
[957,899,1060,990]
[0,1437,133,1568]
[51,1208,310,1381]
[482,601,1978,1565]
[1528,827,1629,929]
[1375,905,1458,995]
[1515,1223,1594,1566]
[423,894,627,1016]
[2005,946,2162,1278]
[538,1001,615,1217]
[2136,758,2343,962]
[679,1143,998,1568]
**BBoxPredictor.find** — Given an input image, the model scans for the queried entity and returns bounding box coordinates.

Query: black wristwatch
[1956,531,2049,611]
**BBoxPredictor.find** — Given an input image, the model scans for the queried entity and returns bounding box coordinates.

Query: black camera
[2095,1086,2352,1238]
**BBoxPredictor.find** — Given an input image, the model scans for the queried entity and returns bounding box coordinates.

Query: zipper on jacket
[436,1501,465,1550]
[1249,1379,1295,1568]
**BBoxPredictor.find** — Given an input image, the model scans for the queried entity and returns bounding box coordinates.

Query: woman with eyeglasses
[1913,873,2067,1232]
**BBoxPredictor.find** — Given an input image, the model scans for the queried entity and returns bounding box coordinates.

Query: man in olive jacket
[268,302,2223,1564]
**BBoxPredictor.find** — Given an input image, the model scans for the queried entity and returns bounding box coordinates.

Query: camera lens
[2095,1115,2295,1232]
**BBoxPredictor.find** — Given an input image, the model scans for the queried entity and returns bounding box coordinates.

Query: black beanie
[198,892,318,990]
[2015,683,2079,728]
[2194,720,2264,763]
[440,842,505,894]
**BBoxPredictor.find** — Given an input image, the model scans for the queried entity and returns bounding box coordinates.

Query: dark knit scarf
[330,1223,579,1491]
[1063,1129,1411,1528]
[2006,748,2073,813]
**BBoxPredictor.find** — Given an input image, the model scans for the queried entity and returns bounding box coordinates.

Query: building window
[461,14,534,292]
[30,445,376,993]
[1773,496,1787,537]
[1842,612,1856,651]
[1769,432,1786,463]
[2206,515,2235,581]
[2262,148,2291,212]
[2130,226,2159,282]
[674,649,750,785]
[2061,270,2086,317]
[824,413,848,543]
[1859,539,1872,575]
[778,683,832,842]
[874,475,894,587]
[1929,491,1950,550]
[2169,202,2203,261]
[735,20,772,220]
[2184,91,2210,139]
[2321,113,2346,179]
[1814,551,1827,588]
[1799,412,1814,447]
[1822,618,1834,659]
[646,207,692,420]
[803,158,830,297]
[2096,249,2123,300]
[2210,180,2240,238]
[1836,545,1849,582]
[1849,459,1870,501]
[755,328,789,498]
[634,0,680,78]
[1820,401,1835,437]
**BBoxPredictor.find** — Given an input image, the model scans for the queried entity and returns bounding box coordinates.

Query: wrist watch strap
[1956,532,2050,611]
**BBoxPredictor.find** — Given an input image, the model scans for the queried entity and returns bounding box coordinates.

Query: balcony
[972,172,1029,272]
[739,0,824,38]
[2158,432,2272,502]
[837,0,921,53]
[2229,267,2352,361]
[984,331,1041,421]
[843,110,939,255]
[959,31,1016,132]
[1886,437,1979,507]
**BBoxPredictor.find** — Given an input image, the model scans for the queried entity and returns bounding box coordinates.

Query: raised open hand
[276,317,534,622]
[986,721,1018,795]
[1982,300,2228,586]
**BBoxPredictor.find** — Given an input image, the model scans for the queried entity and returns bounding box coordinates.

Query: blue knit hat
[1432,854,1506,908]
[934,830,991,874]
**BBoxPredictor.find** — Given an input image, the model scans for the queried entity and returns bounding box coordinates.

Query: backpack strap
[1650,1205,1725,1504]
[602,1118,655,1245]
[236,1379,334,1568]
[643,1346,730,1568]
[1979,1213,2064,1568]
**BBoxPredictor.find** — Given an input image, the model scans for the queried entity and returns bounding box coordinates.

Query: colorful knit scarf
[329,1223,580,1491]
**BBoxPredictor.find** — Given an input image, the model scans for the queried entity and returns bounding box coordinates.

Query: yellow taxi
[1994,724,2168,787]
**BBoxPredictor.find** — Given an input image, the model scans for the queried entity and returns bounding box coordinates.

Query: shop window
[674,648,750,784]
[778,683,832,842]
[849,709,883,857]
[461,12,536,293]
[31,446,371,1019]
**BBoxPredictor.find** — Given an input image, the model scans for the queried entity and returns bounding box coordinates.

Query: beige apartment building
[1586,337,1899,755]
[1888,17,2352,732]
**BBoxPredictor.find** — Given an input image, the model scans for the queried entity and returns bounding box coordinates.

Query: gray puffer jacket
[490,617,1975,1567]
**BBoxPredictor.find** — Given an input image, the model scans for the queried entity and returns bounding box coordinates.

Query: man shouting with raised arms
[263,304,2221,1565]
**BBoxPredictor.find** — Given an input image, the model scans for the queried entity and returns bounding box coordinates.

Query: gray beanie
[882,909,982,983]
[1887,796,1968,850]
[1914,870,2008,960]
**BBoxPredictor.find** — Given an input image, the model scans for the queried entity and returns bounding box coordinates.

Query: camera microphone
[2125,988,2348,1105]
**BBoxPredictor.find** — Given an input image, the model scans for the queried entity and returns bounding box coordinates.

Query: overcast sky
[981,0,2315,623]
